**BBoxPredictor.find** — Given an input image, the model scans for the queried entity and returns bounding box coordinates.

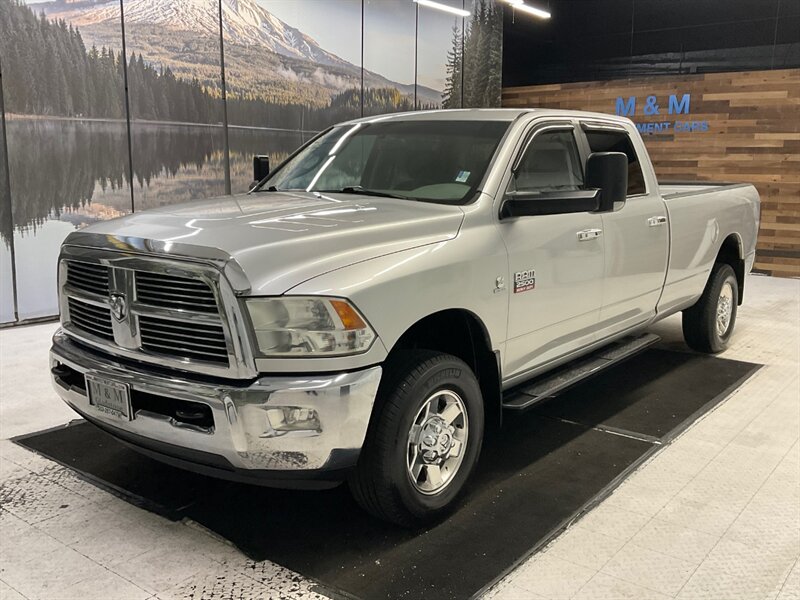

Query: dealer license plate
[86,375,131,421]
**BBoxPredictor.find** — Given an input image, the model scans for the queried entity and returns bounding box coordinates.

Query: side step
[502,333,661,411]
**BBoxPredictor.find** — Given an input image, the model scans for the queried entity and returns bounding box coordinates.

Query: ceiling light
[501,0,524,4]
[513,3,551,18]
[413,0,471,17]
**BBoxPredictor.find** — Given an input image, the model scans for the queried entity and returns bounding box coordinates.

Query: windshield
[260,120,510,204]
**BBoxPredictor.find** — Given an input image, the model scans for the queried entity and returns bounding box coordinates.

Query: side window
[584,130,647,196]
[511,130,584,194]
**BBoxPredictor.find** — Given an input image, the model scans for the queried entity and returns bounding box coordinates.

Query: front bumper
[50,330,381,487]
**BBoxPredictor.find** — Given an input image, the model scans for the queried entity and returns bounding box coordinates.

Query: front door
[499,124,605,381]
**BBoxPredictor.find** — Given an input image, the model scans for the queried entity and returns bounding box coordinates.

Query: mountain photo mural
[0,0,503,322]
[37,0,443,125]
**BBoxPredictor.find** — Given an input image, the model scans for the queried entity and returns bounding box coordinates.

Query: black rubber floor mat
[15,349,759,599]
[531,349,759,440]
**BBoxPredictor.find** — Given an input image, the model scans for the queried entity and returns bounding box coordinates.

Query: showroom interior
[0,0,798,598]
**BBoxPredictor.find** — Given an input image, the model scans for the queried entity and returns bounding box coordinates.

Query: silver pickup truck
[50,109,760,526]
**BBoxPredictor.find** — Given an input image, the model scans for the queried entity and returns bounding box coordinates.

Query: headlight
[246,297,376,357]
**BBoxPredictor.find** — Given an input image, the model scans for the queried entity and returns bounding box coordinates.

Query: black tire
[348,350,484,527]
[682,263,739,354]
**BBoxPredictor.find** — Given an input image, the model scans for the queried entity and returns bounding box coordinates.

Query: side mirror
[585,152,628,211]
[500,189,601,218]
[252,155,270,188]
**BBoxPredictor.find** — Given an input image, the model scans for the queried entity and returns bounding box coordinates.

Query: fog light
[263,407,321,437]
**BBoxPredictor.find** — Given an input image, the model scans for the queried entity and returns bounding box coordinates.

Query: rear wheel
[348,350,484,527]
[682,263,739,353]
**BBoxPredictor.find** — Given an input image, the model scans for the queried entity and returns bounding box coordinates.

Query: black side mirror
[501,189,601,218]
[585,152,628,211]
[252,155,270,188]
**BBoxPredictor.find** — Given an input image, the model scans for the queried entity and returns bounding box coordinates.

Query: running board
[502,333,661,411]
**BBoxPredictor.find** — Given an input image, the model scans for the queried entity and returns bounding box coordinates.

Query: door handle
[577,228,603,241]
[648,216,668,227]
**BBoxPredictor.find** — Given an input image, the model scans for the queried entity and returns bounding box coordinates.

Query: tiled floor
[1,274,798,600]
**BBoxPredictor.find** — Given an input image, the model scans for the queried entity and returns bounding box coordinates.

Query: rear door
[578,123,669,338]
[498,122,605,381]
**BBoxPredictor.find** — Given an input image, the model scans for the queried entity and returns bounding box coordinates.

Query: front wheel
[682,263,739,353]
[348,350,484,527]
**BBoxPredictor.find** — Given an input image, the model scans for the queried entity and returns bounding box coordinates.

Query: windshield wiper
[318,186,413,200]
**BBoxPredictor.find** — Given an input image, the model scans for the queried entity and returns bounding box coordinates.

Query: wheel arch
[387,309,502,432]
[716,233,746,305]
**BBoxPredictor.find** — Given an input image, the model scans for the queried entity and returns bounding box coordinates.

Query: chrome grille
[135,271,218,313]
[66,262,110,296]
[60,255,243,376]
[139,315,228,364]
[67,297,114,341]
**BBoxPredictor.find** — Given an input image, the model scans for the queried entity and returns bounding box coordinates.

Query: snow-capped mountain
[40,0,349,68]
[37,0,443,106]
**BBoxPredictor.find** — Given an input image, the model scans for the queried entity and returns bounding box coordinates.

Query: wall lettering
[614,93,707,134]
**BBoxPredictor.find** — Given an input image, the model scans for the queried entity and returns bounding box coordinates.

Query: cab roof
[342,108,632,126]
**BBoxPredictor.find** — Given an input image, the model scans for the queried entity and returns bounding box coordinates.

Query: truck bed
[659,181,752,200]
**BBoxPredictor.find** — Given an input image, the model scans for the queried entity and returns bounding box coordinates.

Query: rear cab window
[583,129,647,196]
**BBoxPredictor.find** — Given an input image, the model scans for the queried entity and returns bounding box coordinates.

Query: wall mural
[0,0,503,323]
[364,0,415,117]
[0,86,12,324]
[1,0,131,321]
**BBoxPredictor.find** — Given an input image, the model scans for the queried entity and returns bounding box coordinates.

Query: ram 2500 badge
[50,109,760,526]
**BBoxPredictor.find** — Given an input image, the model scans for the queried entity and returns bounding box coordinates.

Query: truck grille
[67,297,114,341]
[66,262,110,296]
[61,258,236,373]
[139,315,228,364]
[135,271,218,313]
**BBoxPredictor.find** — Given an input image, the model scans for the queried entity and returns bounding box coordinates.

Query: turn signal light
[330,299,368,331]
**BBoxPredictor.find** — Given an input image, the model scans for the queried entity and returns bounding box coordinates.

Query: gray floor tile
[601,542,696,596]
[573,572,672,600]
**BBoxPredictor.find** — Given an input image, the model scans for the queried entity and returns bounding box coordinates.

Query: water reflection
[2,118,306,321]
[0,243,13,323]
[0,112,13,323]
[229,127,306,194]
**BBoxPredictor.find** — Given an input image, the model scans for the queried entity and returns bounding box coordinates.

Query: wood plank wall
[502,69,800,278]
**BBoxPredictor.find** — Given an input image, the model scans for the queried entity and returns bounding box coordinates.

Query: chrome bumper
[50,330,381,480]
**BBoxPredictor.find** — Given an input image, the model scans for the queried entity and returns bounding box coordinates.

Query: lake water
[0,118,307,323]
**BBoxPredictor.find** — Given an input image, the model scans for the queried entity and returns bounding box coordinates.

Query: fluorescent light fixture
[513,3,551,18]
[501,0,524,4]
[413,0,471,17]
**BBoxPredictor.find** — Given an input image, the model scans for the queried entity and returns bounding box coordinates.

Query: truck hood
[71,191,465,295]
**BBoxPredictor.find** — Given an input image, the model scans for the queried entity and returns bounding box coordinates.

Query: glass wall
[0,80,14,324]
[464,0,503,108]
[222,0,363,194]
[124,0,227,211]
[0,0,503,324]
[416,0,465,110]
[1,0,131,321]
[364,1,417,116]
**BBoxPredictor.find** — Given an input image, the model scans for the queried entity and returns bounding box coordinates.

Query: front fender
[288,227,508,358]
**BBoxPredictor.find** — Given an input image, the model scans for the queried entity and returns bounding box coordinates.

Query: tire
[682,263,739,354]
[348,350,484,527]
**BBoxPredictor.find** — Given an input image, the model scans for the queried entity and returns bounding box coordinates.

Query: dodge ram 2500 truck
[50,109,760,526]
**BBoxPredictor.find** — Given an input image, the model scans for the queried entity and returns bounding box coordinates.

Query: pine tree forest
[442,0,503,109]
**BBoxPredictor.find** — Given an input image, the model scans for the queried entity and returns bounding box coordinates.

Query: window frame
[507,123,587,195]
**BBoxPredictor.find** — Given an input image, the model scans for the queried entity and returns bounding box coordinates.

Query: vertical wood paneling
[502,69,800,277]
